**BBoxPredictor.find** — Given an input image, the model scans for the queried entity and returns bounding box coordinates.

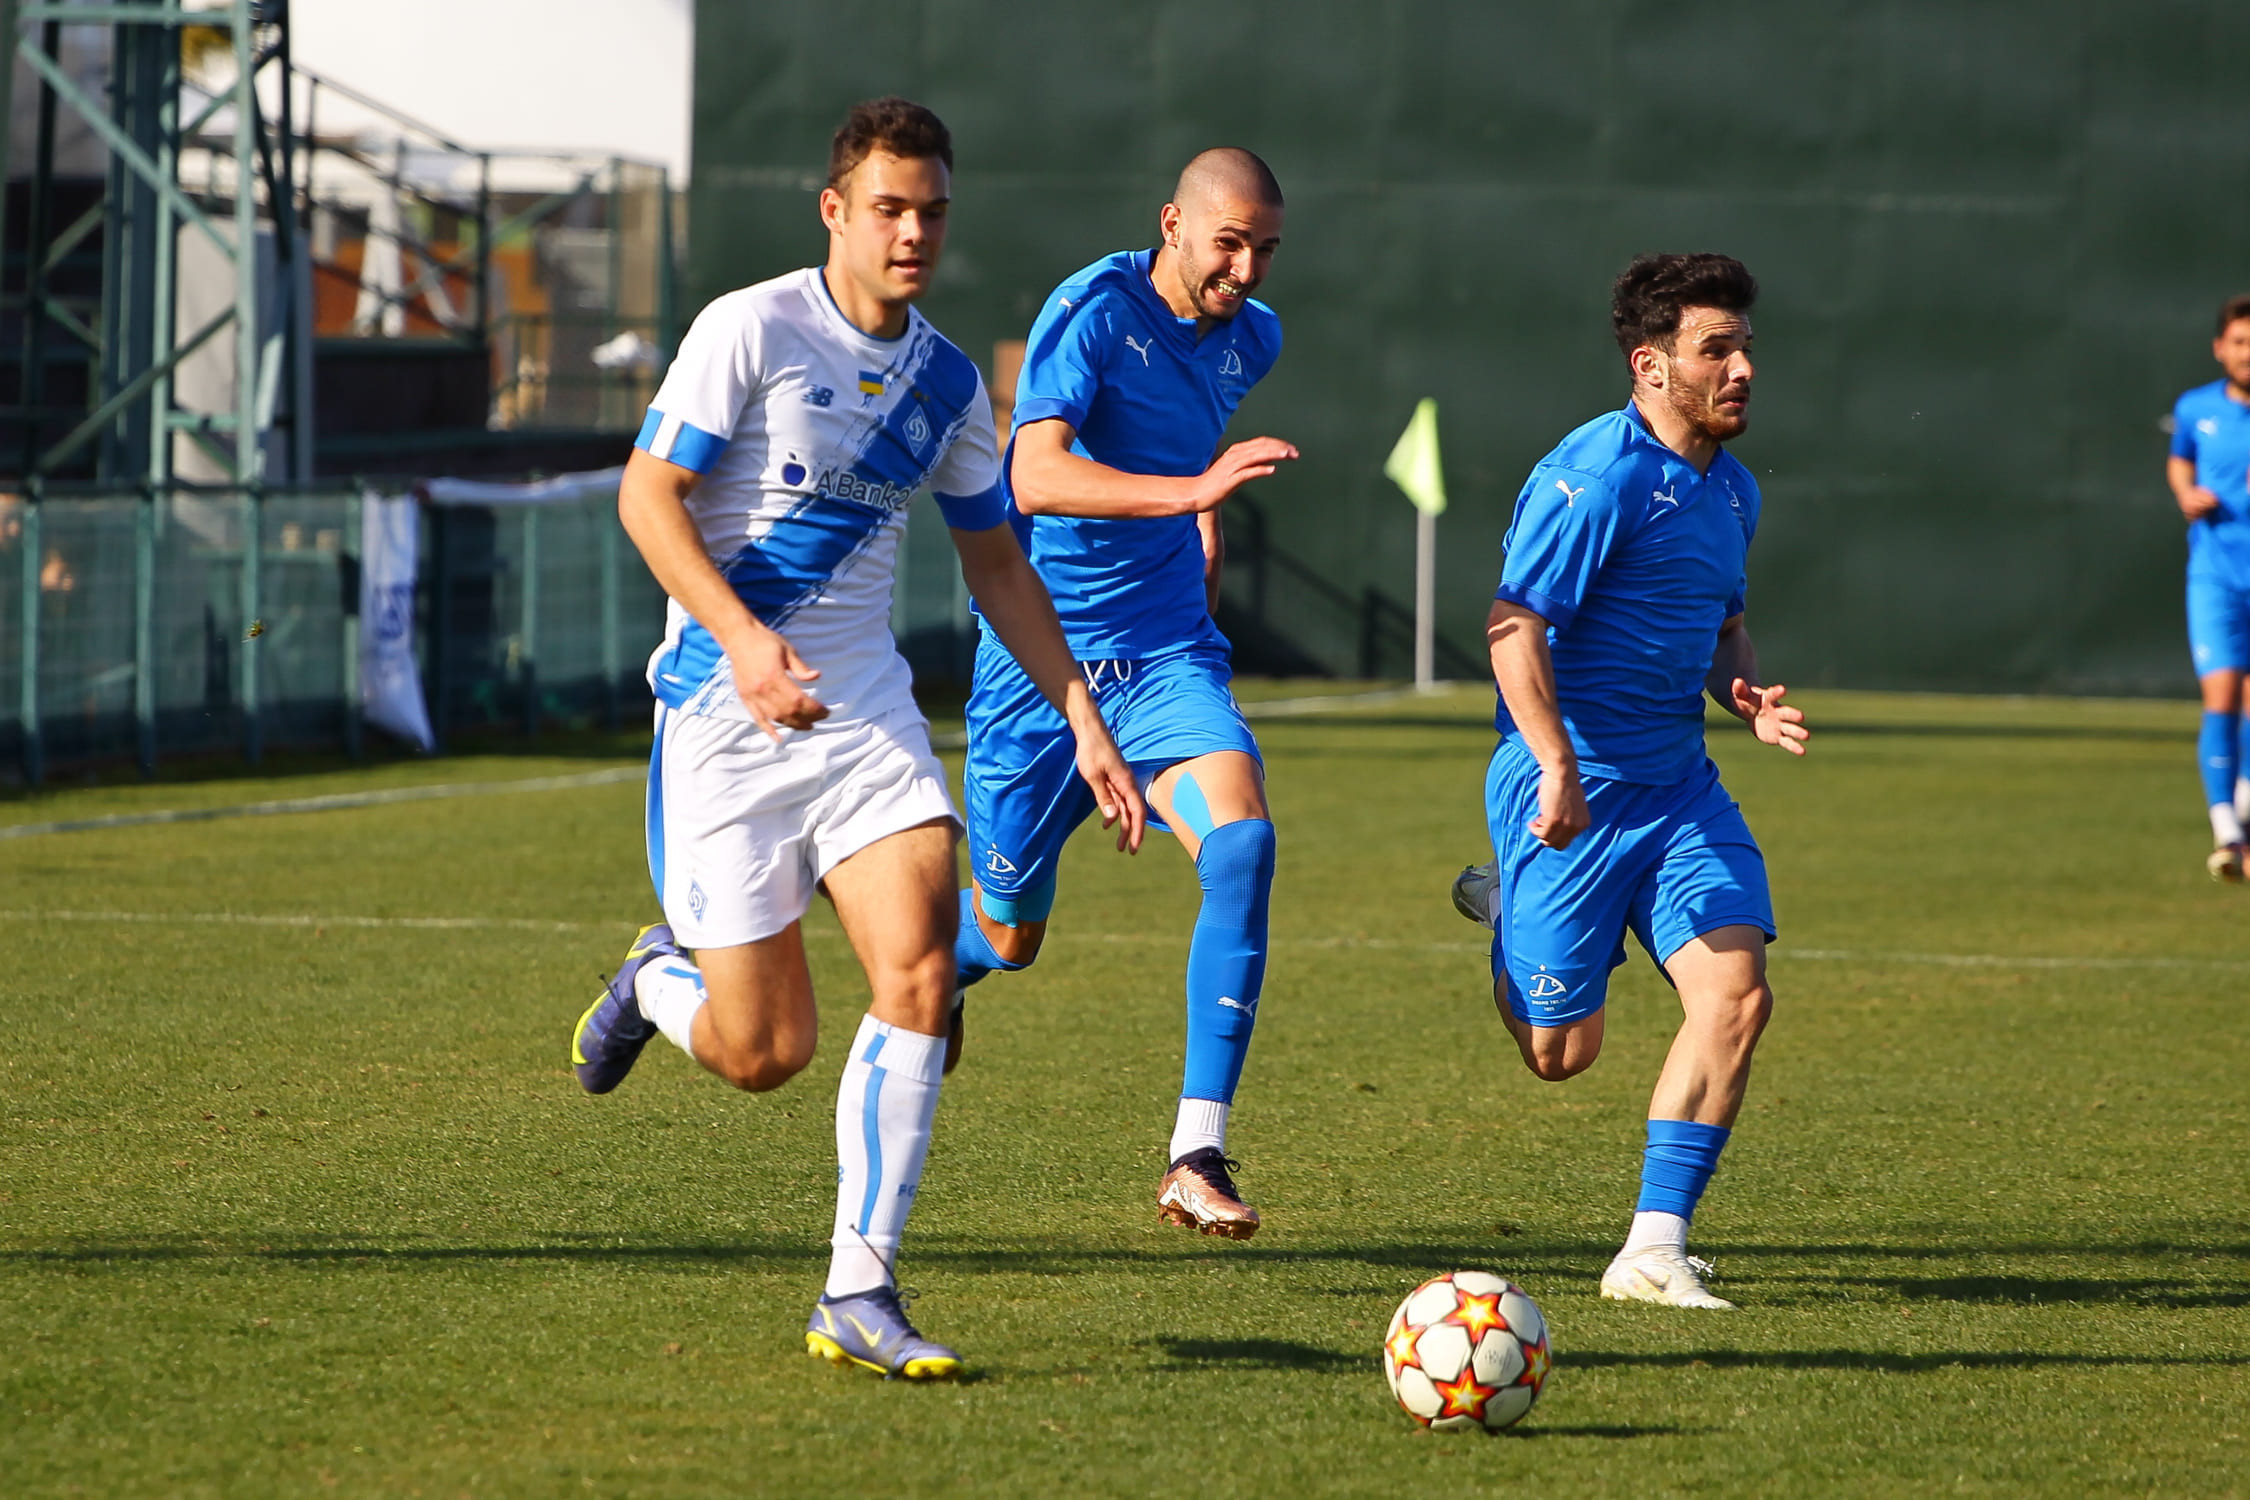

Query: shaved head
[1153,149,1285,327]
[1171,147,1284,215]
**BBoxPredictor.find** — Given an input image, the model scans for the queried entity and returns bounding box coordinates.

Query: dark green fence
[690,0,2241,695]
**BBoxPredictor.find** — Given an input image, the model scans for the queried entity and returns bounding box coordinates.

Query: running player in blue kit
[2166,294,2250,881]
[951,149,1297,1238]
[1452,254,1808,1308]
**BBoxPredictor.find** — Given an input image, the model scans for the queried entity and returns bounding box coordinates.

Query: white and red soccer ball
[1382,1271,1550,1432]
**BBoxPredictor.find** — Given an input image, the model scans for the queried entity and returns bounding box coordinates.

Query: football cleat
[1451,861,1500,929]
[1600,1247,1736,1309]
[943,987,965,1076]
[805,1286,962,1380]
[570,922,683,1094]
[2208,845,2246,884]
[1157,1147,1261,1239]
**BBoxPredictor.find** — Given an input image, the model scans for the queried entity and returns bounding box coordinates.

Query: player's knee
[1519,1040,1596,1083]
[709,1033,814,1093]
[1195,817,1276,899]
[983,917,1045,967]
[1731,982,1774,1047]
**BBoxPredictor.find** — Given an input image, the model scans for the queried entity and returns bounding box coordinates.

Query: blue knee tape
[977,877,1056,928]
[1169,772,1217,840]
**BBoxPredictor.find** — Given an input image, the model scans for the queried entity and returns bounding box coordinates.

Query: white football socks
[825,1014,946,1299]
[634,958,707,1059]
[2235,776,2250,825]
[1169,1097,1229,1163]
[2212,803,2246,849]
[1620,1210,1690,1257]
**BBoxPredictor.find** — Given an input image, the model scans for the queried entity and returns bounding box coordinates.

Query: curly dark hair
[1611,253,1758,356]
[826,97,953,190]
[2216,294,2250,335]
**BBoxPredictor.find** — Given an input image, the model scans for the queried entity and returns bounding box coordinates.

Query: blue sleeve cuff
[1494,581,1576,630]
[1009,395,1090,434]
[934,484,1007,531]
[635,408,729,474]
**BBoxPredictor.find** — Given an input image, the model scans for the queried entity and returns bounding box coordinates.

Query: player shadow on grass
[1568,1348,2250,1373]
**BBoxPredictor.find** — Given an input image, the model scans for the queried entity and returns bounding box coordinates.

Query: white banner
[359,491,435,752]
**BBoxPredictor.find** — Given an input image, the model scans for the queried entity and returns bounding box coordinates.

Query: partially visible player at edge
[568,98,1145,1380]
[950,150,1296,1237]
[2164,293,2250,882]
[1452,254,1807,1308]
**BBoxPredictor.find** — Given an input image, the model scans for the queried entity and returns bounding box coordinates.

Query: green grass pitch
[2,686,2247,1496]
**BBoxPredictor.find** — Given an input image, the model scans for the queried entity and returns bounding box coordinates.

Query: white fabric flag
[359,491,434,751]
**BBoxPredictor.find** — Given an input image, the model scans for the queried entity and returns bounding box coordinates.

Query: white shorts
[647,702,960,948]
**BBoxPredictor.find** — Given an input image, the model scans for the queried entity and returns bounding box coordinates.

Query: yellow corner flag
[1384,397,1446,516]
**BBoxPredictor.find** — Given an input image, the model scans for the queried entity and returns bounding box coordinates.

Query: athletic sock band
[954,888,1031,990]
[1178,818,1276,1105]
[1634,1117,1732,1220]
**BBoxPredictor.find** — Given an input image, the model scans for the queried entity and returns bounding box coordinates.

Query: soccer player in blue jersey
[950,149,1297,1238]
[568,99,1144,1379]
[1452,254,1807,1308]
[2166,294,2250,882]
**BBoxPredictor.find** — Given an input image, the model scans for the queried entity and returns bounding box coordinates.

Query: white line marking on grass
[0,909,631,934]
[0,766,646,841]
[3,912,2236,973]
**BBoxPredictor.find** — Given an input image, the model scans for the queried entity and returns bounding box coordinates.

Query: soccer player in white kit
[569,98,1144,1380]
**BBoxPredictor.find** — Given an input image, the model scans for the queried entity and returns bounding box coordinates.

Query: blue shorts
[2187,569,2250,676]
[1484,740,1774,1027]
[962,636,1260,915]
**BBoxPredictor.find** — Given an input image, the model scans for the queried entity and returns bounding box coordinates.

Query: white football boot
[1451,861,1501,929]
[1600,1247,1736,1309]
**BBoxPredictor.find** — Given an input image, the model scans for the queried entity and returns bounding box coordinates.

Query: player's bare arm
[617,447,827,739]
[951,523,1146,852]
[1706,613,1808,755]
[2169,453,2222,521]
[1010,418,1297,518]
[1486,599,1589,849]
[1198,509,1224,614]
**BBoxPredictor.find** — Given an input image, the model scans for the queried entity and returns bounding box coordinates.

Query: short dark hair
[826,97,953,191]
[1611,253,1759,356]
[2217,294,2250,335]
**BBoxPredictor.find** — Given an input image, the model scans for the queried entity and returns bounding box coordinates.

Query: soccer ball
[1382,1271,1550,1432]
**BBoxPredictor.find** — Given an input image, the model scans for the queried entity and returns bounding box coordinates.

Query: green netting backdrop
[688,0,2249,694]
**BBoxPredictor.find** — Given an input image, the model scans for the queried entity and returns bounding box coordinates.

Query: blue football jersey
[1494,404,1761,785]
[996,248,1283,659]
[2171,380,2250,590]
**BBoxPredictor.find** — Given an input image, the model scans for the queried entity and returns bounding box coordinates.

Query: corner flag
[1384,397,1446,516]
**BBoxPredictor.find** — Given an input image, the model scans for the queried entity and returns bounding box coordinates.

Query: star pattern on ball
[1449,1289,1509,1343]
[1384,1322,1423,1370]
[1431,1366,1500,1422]
[1519,1336,1551,1387]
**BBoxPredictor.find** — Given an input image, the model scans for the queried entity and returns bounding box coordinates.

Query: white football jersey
[633,267,1002,724]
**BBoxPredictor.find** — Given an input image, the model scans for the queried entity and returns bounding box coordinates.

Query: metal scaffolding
[1,0,306,780]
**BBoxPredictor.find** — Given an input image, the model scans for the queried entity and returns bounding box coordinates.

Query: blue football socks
[2201,710,2238,811]
[952,887,1028,990]
[1178,819,1277,1104]
[1635,1118,1732,1220]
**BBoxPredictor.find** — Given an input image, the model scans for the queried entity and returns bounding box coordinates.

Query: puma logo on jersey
[1554,480,1586,505]
[1125,334,1153,365]
[1651,487,1679,510]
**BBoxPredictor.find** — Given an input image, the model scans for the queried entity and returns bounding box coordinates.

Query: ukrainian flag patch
[857,369,885,396]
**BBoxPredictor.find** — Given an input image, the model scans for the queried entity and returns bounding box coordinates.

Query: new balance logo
[1125,334,1153,365]
[1554,480,1586,505]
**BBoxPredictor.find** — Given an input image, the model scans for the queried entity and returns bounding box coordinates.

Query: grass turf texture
[2,686,2246,1496]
